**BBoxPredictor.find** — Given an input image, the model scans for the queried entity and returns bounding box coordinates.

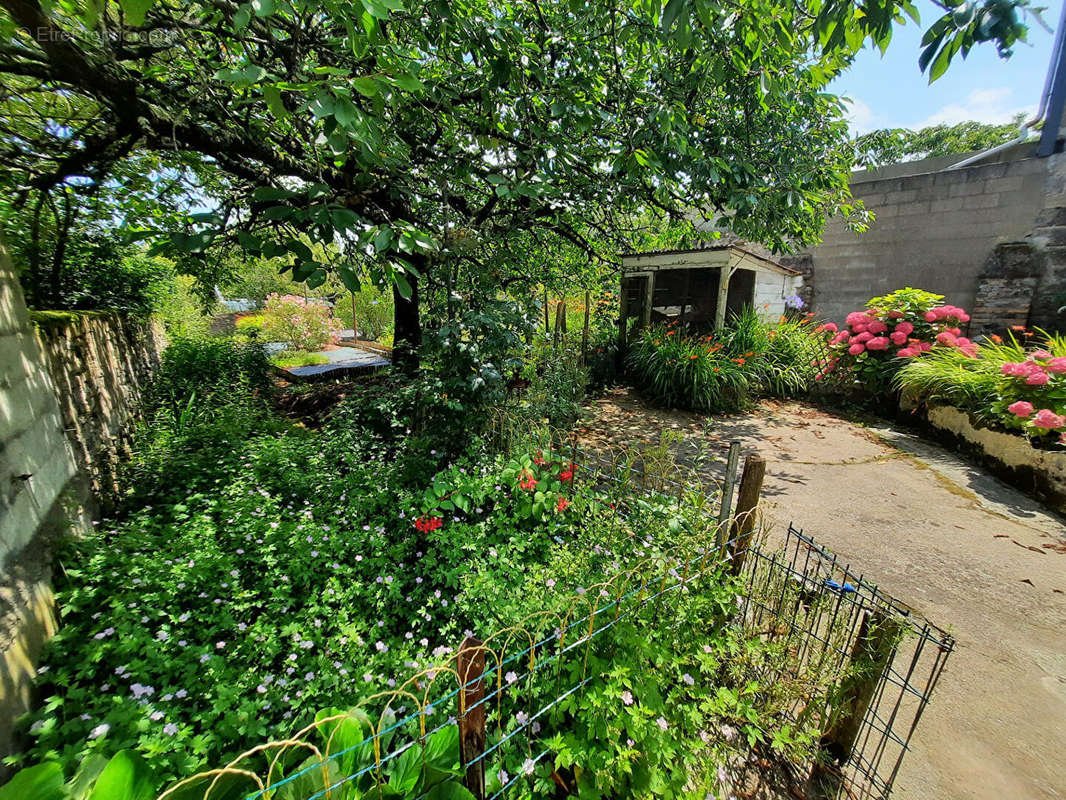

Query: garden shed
[619,245,801,341]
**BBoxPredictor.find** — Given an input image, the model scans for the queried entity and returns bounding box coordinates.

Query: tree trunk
[392,272,421,370]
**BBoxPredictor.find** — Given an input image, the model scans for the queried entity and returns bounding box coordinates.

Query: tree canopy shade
[0,0,1040,359]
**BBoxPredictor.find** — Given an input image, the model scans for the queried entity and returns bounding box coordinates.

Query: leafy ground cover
[6,337,826,799]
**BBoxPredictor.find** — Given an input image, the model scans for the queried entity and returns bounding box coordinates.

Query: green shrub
[626,309,819,412]
[334,285,394,342]
[259,293,342,351]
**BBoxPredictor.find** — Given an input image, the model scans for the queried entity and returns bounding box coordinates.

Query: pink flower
[854,331,873,343]
[830,331,850,345]
[924,311,937,322]
[959,343,979,358]
[1031,350,1052,360]
[851,323,868,334]
[866,337,889,351]
[893,321,914,335]
[889,331,908,345]
[1001,362,1028,377]
[1032,409,1066,429]
[897,348,916,358]
[822,322,838,333]
[1026,370,1050,386]
[1046,357,1066,374]
[1007,401,1034,418]
[845,311,871,327]
[918,341,932,352]
[867,320,888,334]
[848,343,865,355]
[887,311,904,319]
[935,331,957,347]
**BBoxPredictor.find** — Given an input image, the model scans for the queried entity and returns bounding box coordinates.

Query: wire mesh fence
[738,524,955,799]
[154,428,951,800]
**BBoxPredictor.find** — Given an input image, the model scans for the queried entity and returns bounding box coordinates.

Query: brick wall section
[801,158,1047,323]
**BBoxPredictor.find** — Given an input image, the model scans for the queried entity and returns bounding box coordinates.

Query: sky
[831,0,1064,134]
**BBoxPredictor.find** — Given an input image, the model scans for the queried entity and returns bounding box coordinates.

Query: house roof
[620,244,800,276]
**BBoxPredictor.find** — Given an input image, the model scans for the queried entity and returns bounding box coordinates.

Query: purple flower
[656,717,669,731]
[621,691,634,706]
[163,722,179,736]
[682,673,694,686]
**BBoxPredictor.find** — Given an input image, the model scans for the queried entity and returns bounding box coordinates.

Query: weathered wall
[802,157,1047,323]
[0,239,164,762]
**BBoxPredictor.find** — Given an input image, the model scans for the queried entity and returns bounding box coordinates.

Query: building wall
[803,157,1047,323]
[0,240,165,763]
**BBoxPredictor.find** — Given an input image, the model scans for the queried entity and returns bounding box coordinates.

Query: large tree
[0,0,1038,362]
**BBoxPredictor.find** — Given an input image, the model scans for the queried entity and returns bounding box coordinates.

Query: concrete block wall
[802,157,1048,323]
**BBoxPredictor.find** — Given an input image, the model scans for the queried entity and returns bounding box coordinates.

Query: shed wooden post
[641,273,655,329]
[727,454,765,575]
[457,636,487,799]
[714,265,734,330]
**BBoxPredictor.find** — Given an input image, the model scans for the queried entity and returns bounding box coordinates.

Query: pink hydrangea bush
[816,288,973,390]
[995,349,1066,440]
[259,293,342,351]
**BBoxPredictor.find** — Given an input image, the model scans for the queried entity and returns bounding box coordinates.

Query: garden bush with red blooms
[819,288,975,390]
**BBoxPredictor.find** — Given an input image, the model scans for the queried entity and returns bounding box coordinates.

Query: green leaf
[393,271,413,300]
[352,77,379,98]
[374,226,394,253]
[253,186,298,202]
[387,745,421,794]
[87,751,156,800]
[661,0,687,30]
[263,86,288,117]
[118,0,154,26]
[338,267,362,293]
[423,726,459,769]
[0,762,65,800]
[306,268,327,289]
[391,72,424,92]
[251,0,274,17]
[233,5,251,29]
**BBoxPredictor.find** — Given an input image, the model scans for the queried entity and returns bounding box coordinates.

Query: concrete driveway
[578,390,1066,800]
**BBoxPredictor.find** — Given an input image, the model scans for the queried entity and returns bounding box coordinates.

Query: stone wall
[0,240,164,762]
[800,157,1048,323]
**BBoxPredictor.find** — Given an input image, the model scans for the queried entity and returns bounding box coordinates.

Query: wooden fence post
[809,610,903,798]
[457,636,487,800]
[544,291,550,334]
[727,453,765,575]
[716,441,742,548]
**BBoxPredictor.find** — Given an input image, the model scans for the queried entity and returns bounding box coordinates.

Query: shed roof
[620,244,800,276]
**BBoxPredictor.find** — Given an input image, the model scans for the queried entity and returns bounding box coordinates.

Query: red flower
[414,515,443,533]
[559,463,575,483]
[518,469,537,491]
[533,451,546,466]
[556,497,570,512]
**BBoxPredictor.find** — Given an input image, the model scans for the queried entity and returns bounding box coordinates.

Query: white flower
[163,722,179,736]
[89,723,110,740]
[505,671,518,684]
[522,758,536,775]
[682,673,694,686]
[656,717,669,731]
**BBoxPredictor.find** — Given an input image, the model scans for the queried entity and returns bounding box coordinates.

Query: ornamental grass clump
[626,308,821,412]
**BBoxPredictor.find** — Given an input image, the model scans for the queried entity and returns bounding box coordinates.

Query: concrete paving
[283,345,390,378]
[579,390,1066,800]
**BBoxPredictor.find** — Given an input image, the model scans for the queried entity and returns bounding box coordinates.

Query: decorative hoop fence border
[158,506,765,800]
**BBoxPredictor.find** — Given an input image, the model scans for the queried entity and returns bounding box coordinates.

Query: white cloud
[916,87,1035,128]
[842,96,879,134]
